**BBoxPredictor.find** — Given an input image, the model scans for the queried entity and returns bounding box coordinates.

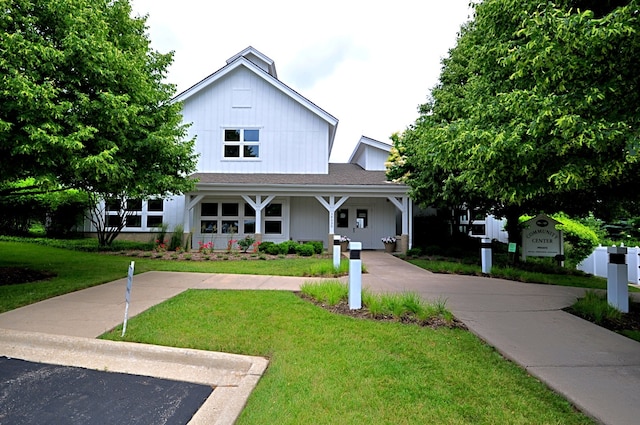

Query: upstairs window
[224,129,260,159]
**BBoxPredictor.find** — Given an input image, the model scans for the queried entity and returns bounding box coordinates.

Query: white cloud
[130,0,473,161]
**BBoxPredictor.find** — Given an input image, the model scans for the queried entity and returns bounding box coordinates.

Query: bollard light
[333,235,341,270]
[607,246,629,313]
[481,238,492,275]
[348,242,362,310]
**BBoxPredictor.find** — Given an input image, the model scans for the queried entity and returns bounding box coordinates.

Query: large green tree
[388,0,640,241]
[0,0,198,245]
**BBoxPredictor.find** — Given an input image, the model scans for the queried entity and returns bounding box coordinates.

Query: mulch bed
[297,292,467,330]
[0,267,56,287]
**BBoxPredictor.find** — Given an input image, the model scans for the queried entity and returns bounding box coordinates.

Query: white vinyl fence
[577,245,640,285]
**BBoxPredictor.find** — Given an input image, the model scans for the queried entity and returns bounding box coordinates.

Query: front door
[336,206,374,248]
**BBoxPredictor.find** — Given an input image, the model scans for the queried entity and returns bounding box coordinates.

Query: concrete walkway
[1,251,639,424]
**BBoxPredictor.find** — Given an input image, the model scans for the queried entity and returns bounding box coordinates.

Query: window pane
[126,215,142,227]
[147,216,163,228]
[224,129,240,141]
[148,199,163,212]
[244,129,259,141]
[244,204,255,216]
[201,220,217,233]
[106,215,122,227]
[222,203,238,216]
[106,199,121,212]
[337,209,348,228]
[221,220,238,234]
[224,145,240,157]
[264,221,282,234]
[126,199,142,211]
[201,203,218,216]
[265,203,281,217]
[244,219,255,234]
[243,145,259,158]
[356,209,368,228]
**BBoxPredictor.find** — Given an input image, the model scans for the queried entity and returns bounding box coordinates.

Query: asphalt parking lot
[0,356,213,424]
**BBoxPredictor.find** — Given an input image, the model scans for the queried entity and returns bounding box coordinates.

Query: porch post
[315,195,349,249]
[242,194,275,241]
[185,194,204,249]
[387,195,410,253]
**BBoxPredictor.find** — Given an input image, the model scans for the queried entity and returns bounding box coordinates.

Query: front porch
[182,192,411,253]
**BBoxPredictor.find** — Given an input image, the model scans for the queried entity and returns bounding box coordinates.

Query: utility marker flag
[122,261,135,337]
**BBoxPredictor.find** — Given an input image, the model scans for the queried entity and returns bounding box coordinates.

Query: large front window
[224,129,260,159]
[199,201,282,235]
[104,198,164,229]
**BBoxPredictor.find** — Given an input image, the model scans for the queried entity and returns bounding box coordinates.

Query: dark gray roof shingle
[192,164,402,186]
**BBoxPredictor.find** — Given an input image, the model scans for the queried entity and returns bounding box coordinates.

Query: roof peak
[226,46,277,78]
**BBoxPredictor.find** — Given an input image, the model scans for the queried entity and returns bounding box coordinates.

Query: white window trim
[222,127,262,160]
[104,199,164,231]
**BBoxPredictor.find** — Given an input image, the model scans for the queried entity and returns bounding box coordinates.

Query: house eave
[190,182,408,197]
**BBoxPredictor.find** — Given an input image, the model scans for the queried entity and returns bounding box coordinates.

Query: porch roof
[191,164,405,187]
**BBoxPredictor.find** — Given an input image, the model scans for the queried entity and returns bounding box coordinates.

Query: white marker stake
[348,242,362,310]
[333,235,341,270]
[122,261,135,337]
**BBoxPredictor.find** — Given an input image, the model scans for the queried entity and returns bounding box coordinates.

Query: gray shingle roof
[192,164,403,187]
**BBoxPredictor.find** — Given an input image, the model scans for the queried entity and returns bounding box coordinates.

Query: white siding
[352,147,390,171]
[182,67,330,174]
[290,197,330,243]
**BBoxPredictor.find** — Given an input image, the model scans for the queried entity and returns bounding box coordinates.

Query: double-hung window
[224,129,260,159]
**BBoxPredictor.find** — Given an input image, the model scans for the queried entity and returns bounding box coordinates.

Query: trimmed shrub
[278,240,299,254]
[258,241,275,253]
[553,213,599,266]
[295,243,315,257]
[406,247,423,257]
[308,240,324,254]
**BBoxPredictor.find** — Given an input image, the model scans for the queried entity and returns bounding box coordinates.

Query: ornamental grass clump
[300,280,348,306]
[571,290,623,324]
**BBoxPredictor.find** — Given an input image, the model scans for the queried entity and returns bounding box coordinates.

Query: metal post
[333,235,341,270]
[481,238,492,275]
[607,246,629,313]
[349,242,362,310]
[122,261,135,337]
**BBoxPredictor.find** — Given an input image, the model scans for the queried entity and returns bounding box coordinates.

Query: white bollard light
[333,235,341,270]
[607,246,629,313]
[348,242,362,310]
[481,238,492,275]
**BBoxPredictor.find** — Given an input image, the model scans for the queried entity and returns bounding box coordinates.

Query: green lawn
[0,241,345,313]
[407,258,610,289]
[102,290,592,424]
[0,240,599,423]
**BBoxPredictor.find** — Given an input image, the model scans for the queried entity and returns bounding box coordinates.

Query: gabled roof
[173,47,338,149]
[225,46,277,78]
[348,136,392,164]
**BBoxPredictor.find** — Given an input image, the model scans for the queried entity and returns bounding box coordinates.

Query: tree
[0,0,198,245]
[388,0,640,241]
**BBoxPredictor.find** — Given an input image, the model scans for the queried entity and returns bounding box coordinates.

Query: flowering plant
[154,239,167,252]
[198,241,214,255]
[381,236,396,244]
[339,236,351,243]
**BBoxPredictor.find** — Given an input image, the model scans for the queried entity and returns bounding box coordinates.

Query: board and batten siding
[182,67,330,175]
[352,147,390,171]
[289,197,330,243]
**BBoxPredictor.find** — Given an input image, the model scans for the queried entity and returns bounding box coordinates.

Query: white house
[85,46,511,250]
[91,47,412,251]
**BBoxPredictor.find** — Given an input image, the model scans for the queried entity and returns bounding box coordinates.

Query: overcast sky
[130,1,473,162]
